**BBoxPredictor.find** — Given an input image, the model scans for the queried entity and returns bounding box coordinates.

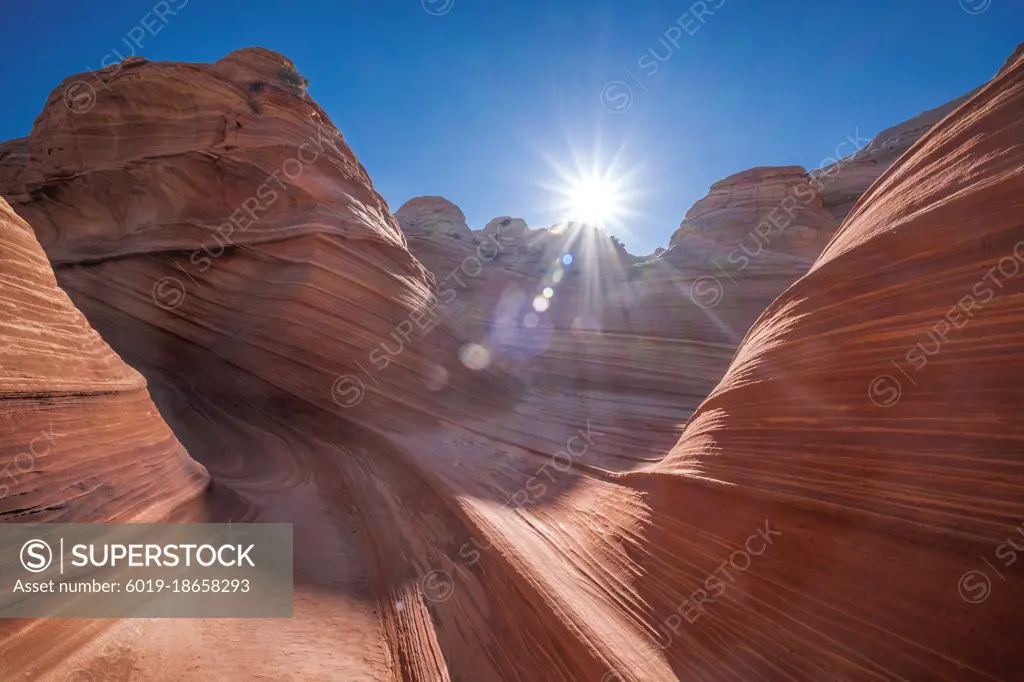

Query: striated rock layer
[0,196,206,523]
[0,195,207,675]
[0,48,664,680]
[622,46,1024,681]
[2,44,1023,681]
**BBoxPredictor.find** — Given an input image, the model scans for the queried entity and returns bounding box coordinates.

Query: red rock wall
[620,46,1024,682]
[0,197,206,524]
[0,196,208,678]
[0,48,618,680]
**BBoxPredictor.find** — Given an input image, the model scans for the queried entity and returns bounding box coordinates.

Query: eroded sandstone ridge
[0,197,206,523]
[0,196,207,676]
[1,44,1022,681]
[669,165,837,261]
[618,46,1024,681]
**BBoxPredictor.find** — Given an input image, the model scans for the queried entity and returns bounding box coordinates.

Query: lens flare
[459,343,492,370]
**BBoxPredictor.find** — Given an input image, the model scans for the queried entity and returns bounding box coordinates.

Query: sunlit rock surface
[1,45,1022,681]
[0,195,206,521]
[0,47,670,680]
[0,196,207,676]
[669,165,838,262]
[626,46,1024,681]
[394,196,474,277]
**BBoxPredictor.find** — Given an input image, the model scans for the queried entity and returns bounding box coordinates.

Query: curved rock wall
[623,46,1024,682]
[0,196,207,678]
[0,196,205,524]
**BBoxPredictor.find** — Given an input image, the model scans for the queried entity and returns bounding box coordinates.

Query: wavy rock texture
[2,44,1023,682]
[0,196,206,523]
[0,48,666,680]
[622,47,1024,681]
[0,196,207,675]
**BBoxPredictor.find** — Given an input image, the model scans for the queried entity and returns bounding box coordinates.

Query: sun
[565,175,625,228]
[542,145,640,234]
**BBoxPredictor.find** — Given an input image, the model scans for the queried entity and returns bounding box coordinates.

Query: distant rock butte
[1,44,1023,682]
[667,164,837,265]
[481,215,532,240]
[395,196,472,238]
[808,47,1024,223]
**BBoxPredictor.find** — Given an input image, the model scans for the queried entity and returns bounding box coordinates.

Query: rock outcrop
[396,196,472,238]
[811,45,1024,224]
[2,47,682,681]
[0,47,530,681]
[623,47,1024,681]
[0,196,208,676]
[394,196,478,284]
[668,165,838,263]
[0,48,516,429]
[0,197,206,524]
[2,44,1023,682]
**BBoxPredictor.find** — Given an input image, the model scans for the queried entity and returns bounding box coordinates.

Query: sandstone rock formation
[0,47,528,680]
[0,48,515,428]
[668,165,838,263]
[0,196,206,524]
[2,47,676,680]
[396,196,472,237]
[810,46,1024,224]
[0,195,207,676]
[1,43,1023,682]
[623,47,1024,680]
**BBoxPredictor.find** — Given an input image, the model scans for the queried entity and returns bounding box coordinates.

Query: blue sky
[1,1,1019,254]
